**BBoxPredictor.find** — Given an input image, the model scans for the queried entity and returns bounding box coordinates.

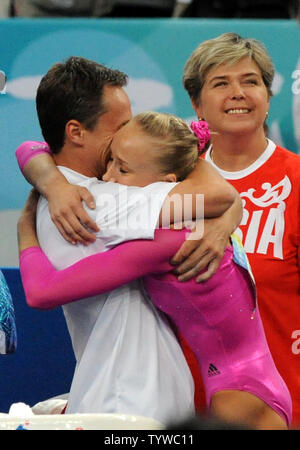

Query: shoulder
[87,180,177,199]
[271,145,300,177]
[273,145,300,163]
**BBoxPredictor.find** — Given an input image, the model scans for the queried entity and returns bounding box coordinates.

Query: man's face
[84,84,132,178]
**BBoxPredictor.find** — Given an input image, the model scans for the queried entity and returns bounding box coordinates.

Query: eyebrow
[110,142,129,166]
[117,119,130,132]
[208,72,260,84]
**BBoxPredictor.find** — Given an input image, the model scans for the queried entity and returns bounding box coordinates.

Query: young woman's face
[102,119,166,187]
[194,57,270,137]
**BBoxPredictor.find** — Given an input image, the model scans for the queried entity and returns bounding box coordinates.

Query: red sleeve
[20,229,187,309]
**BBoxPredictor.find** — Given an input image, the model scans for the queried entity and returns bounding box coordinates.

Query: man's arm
[16,142,99,244]
[17,189,40,252]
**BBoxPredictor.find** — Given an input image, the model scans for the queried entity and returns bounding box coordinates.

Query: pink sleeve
[15,141,51,173]
[19,229,187,310]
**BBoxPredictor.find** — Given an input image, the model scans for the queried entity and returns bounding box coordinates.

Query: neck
[210,131,268,171]
[53,145,103,179]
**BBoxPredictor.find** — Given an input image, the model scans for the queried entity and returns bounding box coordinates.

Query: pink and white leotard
[19,228,292,425]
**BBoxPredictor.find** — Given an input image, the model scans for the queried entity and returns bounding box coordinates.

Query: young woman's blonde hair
[133,111,199,181]
[183,32,275,106]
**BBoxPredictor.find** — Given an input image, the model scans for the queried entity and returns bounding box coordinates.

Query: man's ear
[65,119,84,145]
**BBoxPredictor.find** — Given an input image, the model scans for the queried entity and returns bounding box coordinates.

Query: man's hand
[47,184,99,245]
[170,217,229,282]
[170,193,243,282]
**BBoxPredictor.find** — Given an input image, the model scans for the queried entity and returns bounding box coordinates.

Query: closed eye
[245,79,258,85]
[214,81,227,87]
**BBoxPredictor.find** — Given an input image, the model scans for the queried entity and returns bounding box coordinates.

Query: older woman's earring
[266,111,269,118]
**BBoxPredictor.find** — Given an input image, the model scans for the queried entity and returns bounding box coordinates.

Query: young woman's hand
[46,183,99,245]
[20,151,99,246]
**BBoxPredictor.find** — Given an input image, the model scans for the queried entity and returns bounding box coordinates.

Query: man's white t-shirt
[36,167,195,425]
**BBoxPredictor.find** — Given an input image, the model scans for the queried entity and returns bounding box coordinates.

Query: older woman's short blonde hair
[134,111,199,181]
[183,32,275,106]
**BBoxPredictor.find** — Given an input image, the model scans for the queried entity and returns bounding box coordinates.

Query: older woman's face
[194,57,270,137]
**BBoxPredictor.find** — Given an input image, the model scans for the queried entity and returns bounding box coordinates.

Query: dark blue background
[0,268,75,413]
